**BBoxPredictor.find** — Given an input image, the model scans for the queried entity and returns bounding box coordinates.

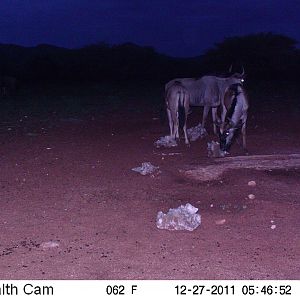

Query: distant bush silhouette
[202,32,300,79]
[0,42,203,83]
[0,32,299,83]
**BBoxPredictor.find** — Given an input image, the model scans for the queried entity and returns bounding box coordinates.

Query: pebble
[248,180,256,187]
[40,241,60,250]
[215,219,226,225]
[248,194,255,200]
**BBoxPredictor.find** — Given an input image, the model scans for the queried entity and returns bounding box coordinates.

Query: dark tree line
[202,32,300,80]
[0,32,299,84]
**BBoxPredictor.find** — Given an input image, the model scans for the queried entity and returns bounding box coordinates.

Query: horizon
[1,31,299,60]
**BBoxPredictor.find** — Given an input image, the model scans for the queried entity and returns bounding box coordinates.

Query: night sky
[1,0,299,57]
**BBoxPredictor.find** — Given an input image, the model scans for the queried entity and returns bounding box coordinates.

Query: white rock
[154,136,177,148]
[215,219,226,225]
[248,180,257,187]
[132,162,159,175]
[40,241,60,250]
[248,194,256,200]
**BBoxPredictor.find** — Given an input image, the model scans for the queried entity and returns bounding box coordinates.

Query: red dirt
[0,102,299,280]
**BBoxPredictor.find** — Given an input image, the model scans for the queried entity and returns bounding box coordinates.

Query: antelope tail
[178,91,186,130]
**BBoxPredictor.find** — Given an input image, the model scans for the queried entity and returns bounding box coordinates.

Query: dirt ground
[0,84,299,280]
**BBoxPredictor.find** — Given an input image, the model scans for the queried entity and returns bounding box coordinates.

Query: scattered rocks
[270,220,276,230]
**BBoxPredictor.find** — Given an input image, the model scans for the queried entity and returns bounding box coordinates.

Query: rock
[156,203,201,231]
[132,162,159,175]
[248,180,257,187]
[207,141,226,158]
[40,241,60,250]
[215,219,226,225]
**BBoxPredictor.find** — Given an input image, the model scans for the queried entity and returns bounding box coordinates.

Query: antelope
[219,83,249,153]
[165,69,245,136]
[165,81,190,145]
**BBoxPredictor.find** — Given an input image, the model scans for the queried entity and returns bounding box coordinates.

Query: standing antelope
[165,70,245,136]
[219,83,249,153]
[165,81,190,145]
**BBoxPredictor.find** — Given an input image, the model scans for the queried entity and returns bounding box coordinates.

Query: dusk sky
[1,0,300,57]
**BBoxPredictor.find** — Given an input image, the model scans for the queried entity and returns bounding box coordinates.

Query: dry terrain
[0,82,299,279]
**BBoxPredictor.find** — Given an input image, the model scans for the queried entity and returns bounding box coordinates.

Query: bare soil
[0,86,299,280]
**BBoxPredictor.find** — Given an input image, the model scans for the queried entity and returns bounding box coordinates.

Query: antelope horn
[228,64,233,73]
[241,66,245,76]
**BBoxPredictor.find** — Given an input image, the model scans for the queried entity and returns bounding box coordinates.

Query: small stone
[40,241,60,250]
[271,225,276,230]
[248,194,255,200]
[215,219,226,225]
[248,180,256,187]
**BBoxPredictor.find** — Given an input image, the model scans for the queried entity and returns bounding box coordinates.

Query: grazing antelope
[165,81,190,145]
[165,69,245,136]
[219,83,249,153]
